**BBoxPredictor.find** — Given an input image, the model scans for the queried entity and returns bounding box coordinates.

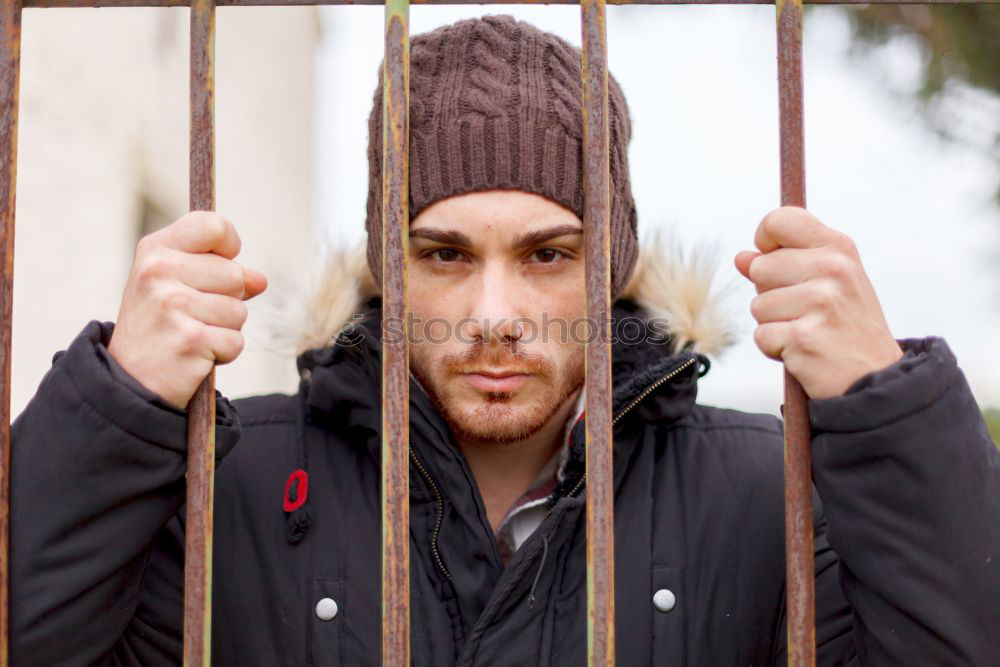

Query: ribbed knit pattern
[365,14,639,298]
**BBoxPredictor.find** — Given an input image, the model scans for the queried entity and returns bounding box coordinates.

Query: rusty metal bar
[0,1,18,664]
[775,0,815,664]
[21,0,1000,7]
[184,0,217,664]
[381,0,409,663]
[580,0,615,664]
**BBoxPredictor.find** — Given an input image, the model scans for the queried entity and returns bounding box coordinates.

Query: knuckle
[752,324,773,352]
[135,250,169,282]
[135,233,158,256]
[831,229,854,249]
[196,212,228,242]
[178,320,207,356]
[810,282,835,310]
[753,325,780,360]
[161,288,189,312]
[760,212,778,236]
[218,330,245,363]
[749,294,766,321]
[787,320,811,351]
[820,253,851,279]
[231,331,246,355]
[747,255,764,283]
[224,263,245,292]
[232,299,249,327]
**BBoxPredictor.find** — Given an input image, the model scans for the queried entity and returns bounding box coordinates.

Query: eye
[530,248,564,264]
[428,248,464,262]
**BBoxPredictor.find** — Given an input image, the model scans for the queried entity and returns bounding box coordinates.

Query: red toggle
[283,469,309,512]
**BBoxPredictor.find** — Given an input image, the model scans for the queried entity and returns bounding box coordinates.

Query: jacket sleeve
[792,335,1000,665]
[10,320,242,666]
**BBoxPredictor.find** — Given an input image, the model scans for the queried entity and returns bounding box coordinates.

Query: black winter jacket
[9,298,1000,666]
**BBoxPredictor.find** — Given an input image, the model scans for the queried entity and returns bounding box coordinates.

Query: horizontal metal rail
[18,0,1000,8]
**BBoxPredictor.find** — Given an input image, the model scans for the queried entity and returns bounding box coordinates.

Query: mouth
[462,370,532,393]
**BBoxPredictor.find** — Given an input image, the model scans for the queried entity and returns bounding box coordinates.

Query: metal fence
[0,0,991,664]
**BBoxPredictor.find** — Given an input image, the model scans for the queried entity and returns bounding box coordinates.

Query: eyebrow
[409,228,473,247]
[511,224,584,251]
[408,224,583,250]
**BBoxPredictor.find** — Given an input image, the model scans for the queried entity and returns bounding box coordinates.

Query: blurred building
[12,6,320,416]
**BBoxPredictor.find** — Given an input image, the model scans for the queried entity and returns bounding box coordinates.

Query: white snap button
[315,597,339,621]
[652,588,676,613]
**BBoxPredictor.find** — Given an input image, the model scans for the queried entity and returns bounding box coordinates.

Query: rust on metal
[776,0,816,663]
[381,0,410,664]
[185,0,217,664]
[580,0,615,664]
[22,0,1000,7]
[0,1,18,664]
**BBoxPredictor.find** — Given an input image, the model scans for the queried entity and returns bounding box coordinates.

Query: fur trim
[619,231,738,357]
[263,233,737,358]
[260,241,379,357]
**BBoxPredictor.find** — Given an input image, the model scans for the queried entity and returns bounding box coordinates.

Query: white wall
[13,6,321,416]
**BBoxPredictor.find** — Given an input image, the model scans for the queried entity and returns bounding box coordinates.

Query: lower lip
[464,373,530,393]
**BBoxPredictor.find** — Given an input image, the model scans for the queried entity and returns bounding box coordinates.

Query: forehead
[410,189,582,234]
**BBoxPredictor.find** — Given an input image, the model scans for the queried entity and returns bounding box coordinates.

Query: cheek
[533,271,586,321]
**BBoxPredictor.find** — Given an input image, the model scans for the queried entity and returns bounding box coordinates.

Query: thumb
[242,266,268,300]
[734,250,760,281]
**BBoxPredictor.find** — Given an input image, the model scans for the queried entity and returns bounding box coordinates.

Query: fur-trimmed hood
[263,233,738,360]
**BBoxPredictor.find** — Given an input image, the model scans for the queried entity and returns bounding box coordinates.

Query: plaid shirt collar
[494,390,586,566]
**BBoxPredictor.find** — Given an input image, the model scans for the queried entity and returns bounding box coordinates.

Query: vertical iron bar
[381,0,410,664]
[580,0,614,664]
[775,0,815,664]
[0,2,18,665]
[185,0,216,664]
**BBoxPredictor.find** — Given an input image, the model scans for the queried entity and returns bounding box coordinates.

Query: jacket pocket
[651,566,686,666]
[309,577,344,665]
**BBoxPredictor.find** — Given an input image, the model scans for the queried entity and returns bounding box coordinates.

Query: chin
[445,392,552,445]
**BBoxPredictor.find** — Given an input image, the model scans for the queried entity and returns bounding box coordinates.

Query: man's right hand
[107,211,268,410]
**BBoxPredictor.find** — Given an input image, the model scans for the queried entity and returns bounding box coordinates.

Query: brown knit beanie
[365,14,639,298]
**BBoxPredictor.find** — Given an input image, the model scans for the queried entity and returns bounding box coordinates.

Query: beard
[411,341,585,446]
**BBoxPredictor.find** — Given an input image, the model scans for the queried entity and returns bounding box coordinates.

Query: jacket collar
[284,233,731,494]
[296,296,708,468]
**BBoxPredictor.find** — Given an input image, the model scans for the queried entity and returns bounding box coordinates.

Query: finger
[754,206,830,253]
[170,250,247,298]
[242,266,268,300]
[752,321,790,361]
[157,211,242,259]
[205,325,245,365]
[749,282,817,324]
[746,247,822,291]
[734,250,760,280]
[179,289,249,330]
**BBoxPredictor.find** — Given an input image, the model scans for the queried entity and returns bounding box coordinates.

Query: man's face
[407,189,586,446]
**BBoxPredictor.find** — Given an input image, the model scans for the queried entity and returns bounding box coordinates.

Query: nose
[461,263,524,347]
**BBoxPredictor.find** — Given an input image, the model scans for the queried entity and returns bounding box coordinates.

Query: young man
[11,14,1000,666]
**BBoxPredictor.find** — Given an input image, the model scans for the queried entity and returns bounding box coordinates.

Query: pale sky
[314,4,1000,415]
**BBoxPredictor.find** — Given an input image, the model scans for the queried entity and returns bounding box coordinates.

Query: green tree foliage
[984,408,1000,447]
[838,5,1000,204]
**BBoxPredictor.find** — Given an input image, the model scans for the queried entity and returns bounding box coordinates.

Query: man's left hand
[734,206,904,400]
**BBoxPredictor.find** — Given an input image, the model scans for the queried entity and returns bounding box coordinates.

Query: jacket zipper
[409,355,699,581]
[409,447,453,581]
[561,355,699,501]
